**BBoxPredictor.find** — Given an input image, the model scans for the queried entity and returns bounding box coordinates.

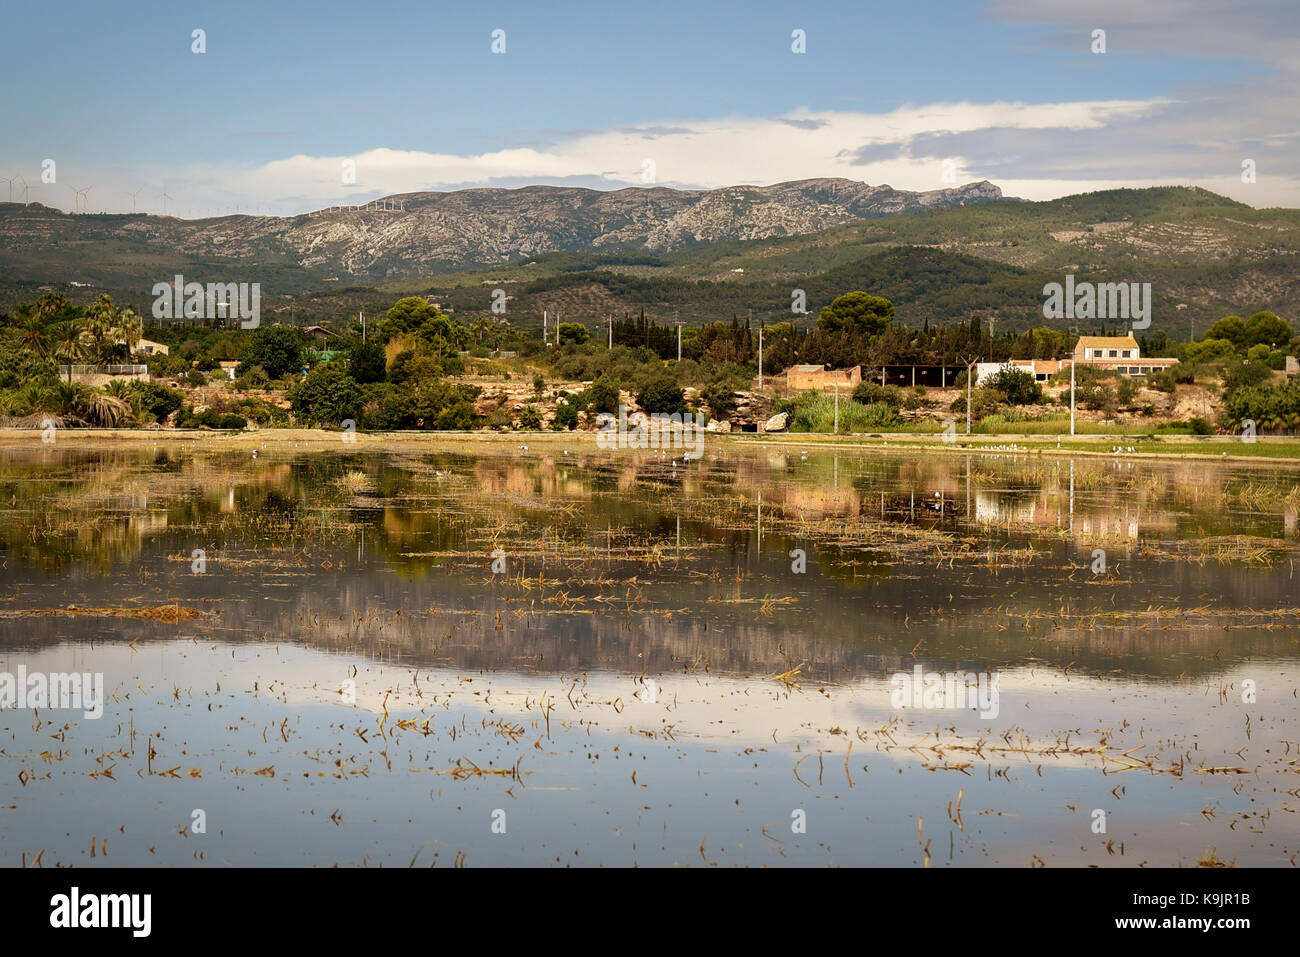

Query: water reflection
[1,440,1298,866]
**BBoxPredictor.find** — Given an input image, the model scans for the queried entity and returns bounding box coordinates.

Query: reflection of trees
[106,558,1295,684]
[2,443,1300,686]
[0,450,166,573]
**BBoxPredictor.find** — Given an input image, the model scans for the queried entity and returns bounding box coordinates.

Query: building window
[1121,350,1132,357]
[1116,366,1128,375]
[1108,350,1118,357]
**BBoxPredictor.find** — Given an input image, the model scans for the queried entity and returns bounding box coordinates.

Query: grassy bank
[5,426,1300,464]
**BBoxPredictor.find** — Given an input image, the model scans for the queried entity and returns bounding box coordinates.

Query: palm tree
[471,316,490,346]
[76,389,131,427]
[53,320,87,383]
[34,292,69,324]
[84,294,117,363]
[18,312,51,358]
[116,307,143,355]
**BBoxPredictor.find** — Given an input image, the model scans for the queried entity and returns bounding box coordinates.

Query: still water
[2,437,1298,867]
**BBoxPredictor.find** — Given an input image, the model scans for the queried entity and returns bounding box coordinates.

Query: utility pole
[543,309,547,347]
[608,314,613,350]
[1070,355,1076,436]
[958,353,979,434]
[674,311,682,362]
[834,375,840,435]
[758,323,764,390]
[967,365,973,434]
[360,309,365,343]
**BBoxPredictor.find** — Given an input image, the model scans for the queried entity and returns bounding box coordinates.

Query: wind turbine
[158,183,172,215]
[17,176,38,205]
[126,188,143,213]
[0,176,14,202]
[69,186,90,213]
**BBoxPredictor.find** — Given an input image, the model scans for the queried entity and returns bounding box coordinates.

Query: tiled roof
[1075,335,1138,348]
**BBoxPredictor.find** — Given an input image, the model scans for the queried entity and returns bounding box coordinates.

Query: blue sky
[2,0,1295,214]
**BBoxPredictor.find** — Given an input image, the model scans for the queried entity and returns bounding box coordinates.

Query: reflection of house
[784,364,861,391]
[1073,336,1177,377]
[974,490,1039,523]
[976,359,1067,384]
[1075,512,1141,540]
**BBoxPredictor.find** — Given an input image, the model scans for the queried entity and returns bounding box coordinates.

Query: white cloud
[13,95,1299,216]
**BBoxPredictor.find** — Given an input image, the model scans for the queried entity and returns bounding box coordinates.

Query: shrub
[1076,383,1117,415]
[349,341,388,384]
[1116,376,1139,407]
[554,400,579,430]
[583,374,620,414]
[237,326,305,380]
[234,366,269,390]
[557,322,589,345]
[1222,379,1300,433]
[228,395,288,427]
[131,382,184,423]
[517,405,543,429]
[851,381,904,408]
[1181,338,1236,364]
[949,388,1000,419]
[637,375,687,415]
[1221,359,1273,396]
[778,392,901,432]
[287,363,366,426]
[986,367,1043,405]
[434,398,479,429]
[176,407,247,430]
[361,380,482,431]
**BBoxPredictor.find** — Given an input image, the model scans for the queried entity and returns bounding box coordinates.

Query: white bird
[251,450,258,459]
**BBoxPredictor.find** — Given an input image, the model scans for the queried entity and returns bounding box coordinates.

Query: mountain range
[2,181,1297,338]
[0,178,1002,288]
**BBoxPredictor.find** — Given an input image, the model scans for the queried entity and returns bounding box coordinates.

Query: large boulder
[706,418,732,433]
[764,412,789,432]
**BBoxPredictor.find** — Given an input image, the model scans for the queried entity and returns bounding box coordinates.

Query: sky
[1,0,1297,217]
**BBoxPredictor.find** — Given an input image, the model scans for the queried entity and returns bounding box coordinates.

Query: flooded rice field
[2,437,1299,867]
